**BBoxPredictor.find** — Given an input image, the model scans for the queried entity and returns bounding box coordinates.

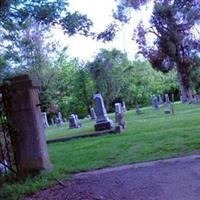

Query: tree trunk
[176,64,191,103]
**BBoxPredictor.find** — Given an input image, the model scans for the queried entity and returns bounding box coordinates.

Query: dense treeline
[38,48,179,118]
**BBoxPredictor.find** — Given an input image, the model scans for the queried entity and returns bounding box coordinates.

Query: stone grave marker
[115,112,126,133]
[165,94,170,104]
[135,104,142,114]
[151,95,159,110]
[55,112,64,126]
[164,94,174,114]
[90,107,96,120]
[93,93,113,131]
[69,114,81,129]
[122,101,127,112]
[115,103,122,122]
[41,112,49,128]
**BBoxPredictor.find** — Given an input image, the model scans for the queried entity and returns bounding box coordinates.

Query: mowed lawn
[1,103,200,200]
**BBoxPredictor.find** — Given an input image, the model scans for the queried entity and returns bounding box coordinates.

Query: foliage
[87,49,130,110]
[86,48,178,110]
[0,0,93,80]
[113,0,200,102]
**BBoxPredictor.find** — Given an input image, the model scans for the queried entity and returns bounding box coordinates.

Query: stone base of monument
[94,121,113,131]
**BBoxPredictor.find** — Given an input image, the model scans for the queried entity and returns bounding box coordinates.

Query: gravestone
[41,112,49,128]
[69,114,80,129]
[115,103,122,122]
[135,104,142,114]
[122,101,127,112]
[164,103,172,114]
[0,74,52,177]
[55,112,64,126]
[151,95,159,110]
[90,107,96,120]
[93,93,113,131]
[165,94,170,104]
[164,94,174,114]
[115,112,126,133]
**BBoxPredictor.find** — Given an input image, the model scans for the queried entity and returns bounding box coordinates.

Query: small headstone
[151,95,159,110]
[164,93,174,114]
[117,112,125,129]
[122,101,127,112]
[41,112,49,128]
[93,93,113,131]
[164,103,172,114]
[135,104,142,114]
[115,103,122,122]
[55,112,64,126]
[69,114,79,129]
[90,107,96,120]
[115,112,126,133]
[165,94,170,104]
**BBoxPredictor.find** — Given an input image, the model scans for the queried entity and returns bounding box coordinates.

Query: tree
[87,48,130,110]
[0,0,93,78]
[140,0,200,102]
[86,48,178,109]
[112,0,200,102]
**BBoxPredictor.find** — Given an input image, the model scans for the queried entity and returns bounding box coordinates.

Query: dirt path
[25,155,200,200]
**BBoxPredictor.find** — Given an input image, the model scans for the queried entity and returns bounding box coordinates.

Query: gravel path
[25,155,200,200]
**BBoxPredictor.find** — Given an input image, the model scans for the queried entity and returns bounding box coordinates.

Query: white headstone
[41,112,49,128]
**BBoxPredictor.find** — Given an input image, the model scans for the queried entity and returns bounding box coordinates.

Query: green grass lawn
[1,103,200,200]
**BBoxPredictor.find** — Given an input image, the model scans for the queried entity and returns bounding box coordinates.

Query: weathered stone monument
[164,93,175,114]
[164,103,172,114]
[135,104,142,114]
[55,112,64,126]
[122,101,127,112]
[114,102,125,132]
[90,107,96,120]
[165,94,170,104]
[115,113,126,133]
[0,74,52,177]
[69,114,80,129]
[41,112,49,128]
[115,103,122,122]
[93,93,113,131]
[151,95,159,110]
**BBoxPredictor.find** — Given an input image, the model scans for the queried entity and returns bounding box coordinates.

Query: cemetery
[0,0,200,200]
[1,100,200,199]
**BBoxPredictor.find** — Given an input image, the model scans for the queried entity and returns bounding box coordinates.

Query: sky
[51,0,153,61]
